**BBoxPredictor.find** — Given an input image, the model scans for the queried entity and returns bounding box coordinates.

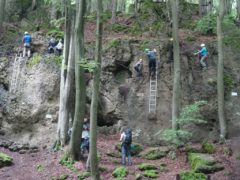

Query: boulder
[188,153,224,174]
[140,147,170,160]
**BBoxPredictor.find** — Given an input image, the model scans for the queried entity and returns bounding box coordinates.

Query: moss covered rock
[140,147,169,160]
[179,171,206,180]
[0,152,13,168]
[112,166,128,178]
[106,150,121,158]
[188,153,224,174]
[138,163,157,171]
[143,170,158,178]
[115,143,143,156]
[202,143,216,154]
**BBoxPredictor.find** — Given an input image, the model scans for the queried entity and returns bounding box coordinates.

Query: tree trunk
[70,0,86,160]
[0,0,6,32]
[237,0,240,21]
[57,0,73,146]
[223,0,233,16]
[170,0,181,130]
[199,0,208,16]
[50,3,57,21]
[31,0,37,10]
[90,0,103,179]
[111,0,117,24]
[207,0,213,14]
[217,0,227,139]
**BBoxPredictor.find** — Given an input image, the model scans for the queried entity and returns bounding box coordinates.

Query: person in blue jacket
[194,43,208,70]
[22,32,32,58]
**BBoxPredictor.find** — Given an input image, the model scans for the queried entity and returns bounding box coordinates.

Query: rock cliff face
[0,39,240,145]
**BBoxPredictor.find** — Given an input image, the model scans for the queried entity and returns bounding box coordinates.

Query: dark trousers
[134,66,142,77]
[149,59,156,77]
[121,143,132,165]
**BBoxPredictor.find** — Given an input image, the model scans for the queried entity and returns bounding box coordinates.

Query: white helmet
[24,31,28,34]
[201,43,205,47]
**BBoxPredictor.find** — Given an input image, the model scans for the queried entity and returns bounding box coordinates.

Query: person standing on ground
[81,118,90,153]
[145,48,157,79]
[22,31,32,58]
[194,43,208,70]
[120,128,132,166]
[134,59,143,78]
[56,39,63,56]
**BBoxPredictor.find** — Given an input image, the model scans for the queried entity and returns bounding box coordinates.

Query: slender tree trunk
[199,0,208,16]
[170,0,181,130]
[50,3,57,21]
[237,0,240,21]
[217,0,227,138]
[90,0,103,179]
[70,0,86,160]
[207,0,213,14]
[31,0,37,10]
[0,0,6,32]
[57,0,73,146]
[111,0,117,24]
[223,0,233,15]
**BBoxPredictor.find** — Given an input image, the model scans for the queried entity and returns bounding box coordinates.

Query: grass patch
[112,166,128,179]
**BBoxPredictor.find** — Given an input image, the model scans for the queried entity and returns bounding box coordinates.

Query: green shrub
[138,163,157,171]
[140,147,169,160]
[0,152,13,168]
[28,54,41,67]
[202,143,216,154]
[112,166,128,178]
[159,163,168,172]
[224,73,234,92]
[59,174,69,180]
[47,28,64,39]
[59,152,76,172]
[105,38,121,49]
[77,171,91,180]
[143,170,158,178]
[180,171,206,180]
[195,14,216,35]
[45,55,62,66]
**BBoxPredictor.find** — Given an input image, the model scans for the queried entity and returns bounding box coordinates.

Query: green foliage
[161,129,192,147]
[160,101,207,146]
[140,147,169,160]
[78,59,98,72]
[130,23,142,36]
[177,101,207,125]
[143,170,158,178]
[138,163,157,171]
[110,24,129,33]
[105,38,121,49]
[202,143,216,154]
[0,152,13,167]
[59,152,76,172]
[59,174,69,180]
[36,164,45,172]
[47,29,64,39]
[195,14,217,35]
[112,167,128,178]
[45,55,62,66]
[139,40,150,51]
[223,73,234,92]
[179,171,206,180]
[28,54,42,67]
[77,171,91,180]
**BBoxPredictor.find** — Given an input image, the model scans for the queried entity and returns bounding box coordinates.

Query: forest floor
[0,134,240,180]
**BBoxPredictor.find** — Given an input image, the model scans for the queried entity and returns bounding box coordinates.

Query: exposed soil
[0,134,239,180]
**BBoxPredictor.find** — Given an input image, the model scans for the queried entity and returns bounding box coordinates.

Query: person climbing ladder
[145,48,157,79]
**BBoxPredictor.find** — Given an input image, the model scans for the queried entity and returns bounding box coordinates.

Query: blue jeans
[121,143,132,165]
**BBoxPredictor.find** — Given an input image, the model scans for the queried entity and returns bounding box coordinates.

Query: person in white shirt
[56,39,63,56]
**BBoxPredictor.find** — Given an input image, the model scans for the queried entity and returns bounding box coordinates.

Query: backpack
[124,129,132,145]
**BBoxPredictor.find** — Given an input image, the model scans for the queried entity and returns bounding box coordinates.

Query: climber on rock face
[145,48,157,79]
[194,43,208,70]
[22,31,32,58]
[134,58,143,78]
